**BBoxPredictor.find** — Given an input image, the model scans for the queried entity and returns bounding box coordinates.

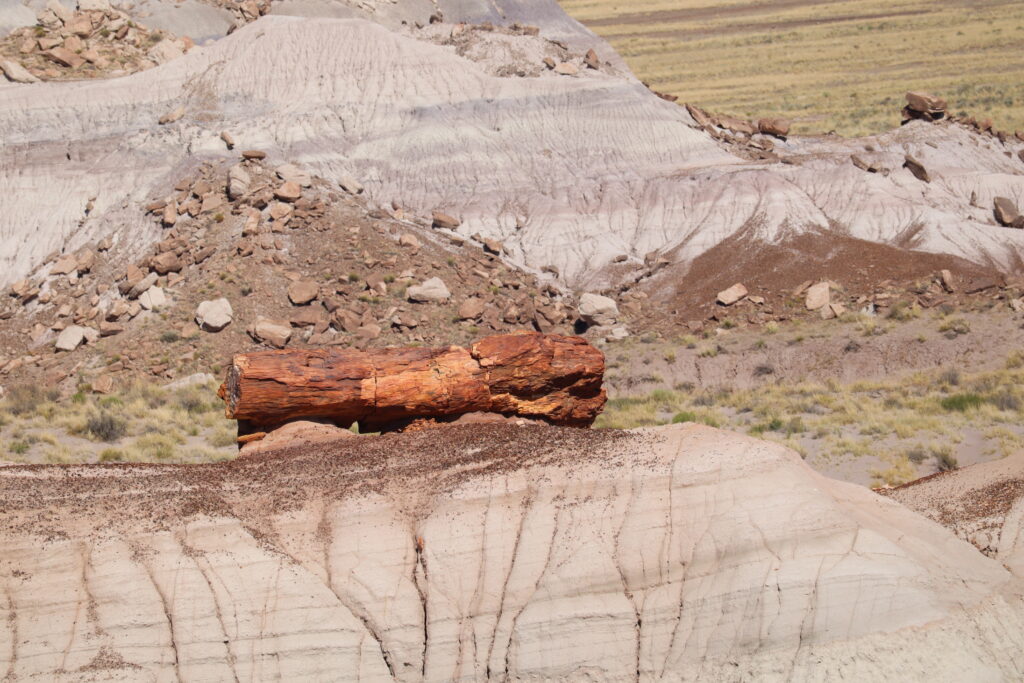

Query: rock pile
[0,1,191,82]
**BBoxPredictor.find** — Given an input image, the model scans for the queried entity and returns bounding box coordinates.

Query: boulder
[994,197,1021,227]
[578,292,618,326]
[287,280,319,305]
[195,298,233,332]
[139,286,166,311]
[55,325,86,352]
[128,272,158,299]
[148,39,184,65]
[0,59,39,84]
[240,420,354,457]
[249,318,292,348]
[939,269,956,293]
[42,47,84,68]
[804,282,830,311]
[398,233,421,250]
[458,297,485,320]
[407,277,451,303]
[274,181,302,202]
[50,254,78,276]
[716,283,748,306]
[432,211,461,229]
[150,251,182,275]
[75,250,95,273]
[339,174,363,194]
[903,155,930,183]
[553,62,578,76]
[227,164,250,200]
[91,374,114,394]
[905,91,946,115]
[584,49,599,70]
[276,164,311,187]
[757,118,791,138]
[99,321,123,337]
[241,150,266,160]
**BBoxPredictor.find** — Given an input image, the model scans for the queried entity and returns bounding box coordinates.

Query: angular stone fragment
[407,277,451,303]
[274,181,302,202]
[139,286,166,310]
[716,283,748,306]
[55,325,86,351]
[241,150,266,160]
[150,251,182,274]
[398,233,420,250]
[578,292,618,326]
[994,197,1021,227]
[0,59,39,83]
[584,49,599,70]
[276,164,311,187]
[903,155,930,183]
[554,62,578,76]
[287,280,318,305]
[220,131,235,149]
[804,282,830,311]
[227,164,250,200]
[158,106,185,125]
[249,318,292,348]
[757,118,791,138]
[51,254,78,276]
[338,174,363,194]
[906,91,946,115]
[432,211,460,229]
[43,47,85,68]
[458,297,485,320]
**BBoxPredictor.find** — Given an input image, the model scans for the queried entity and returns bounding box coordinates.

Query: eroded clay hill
[1,0,1023,298]
[2,423,1023,680]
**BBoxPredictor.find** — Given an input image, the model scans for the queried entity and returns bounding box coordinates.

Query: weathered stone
[757,118,791,138]
[161,203,178,226]
[220,131,235,149]
[365,273,387,296]
[906,91,946,115]
[43,47,85,68]
[903,155,930,183]
[554,62,578,76]
[458,297,485,320]
[287,280,319,305]
[249,318,292,348]
[338,174,363,194]
[432,211,460,230]
[804,282,830,311]
[227,164,250,200]
[399,233,421,250]
[939,269,956,293]
[76,250,95,273]
[240,420,354,457]
[407,277,451,303]
[148,39,184,65]
[128,272,158,299]
[51,254,78,276]
[91,374,114,394]
[289,307,323,327]
[578,292,618,326]
[195,298,233,332]
[716,283,748,306]
[584,49,599,70]
[139,286,166,311]
[267,180,302,204]
[276,164,311,187]
[55,325,86,351]
[0,59,39,84]
[994,197,1020,227]
[158,106,185,125]
[150,251,183,275]
[99,321,123,337]
[241,150,266,160]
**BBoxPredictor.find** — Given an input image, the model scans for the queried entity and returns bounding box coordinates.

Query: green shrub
[940,393,984,412]
[672,411,697,423]
[99,449,125,462]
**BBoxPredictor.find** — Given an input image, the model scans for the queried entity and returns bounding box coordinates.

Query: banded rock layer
[1,424,1022,680]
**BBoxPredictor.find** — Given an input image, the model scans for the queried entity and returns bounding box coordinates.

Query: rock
[905,91,946,115]
[220,131,235,149]
[939,269,956,293]
[148,39,184,65]
[356,323,382,340]
[150,251,182,275]
[903,154,930,183]
[398,233,421,250]
[76,250,95,273]
[91,374,114,394]
[240,420,354,457]
[804,282,830,311]
[139,286,166,311]
[289,308,323,328]
[276,164,311,187]
[54,325,86,351]
[1,59,39,84]
[994,197,1021,227]
[195,298,233,332]
[158,106,185,125]
[274,181,302,202]
[42,47,85,69]
[249,318,292,348]
[407,277,451,303]
[432,211,461,229]
[716,283,748,306]
[757,118,791,138]
[338,174,363,194]
[161,204,178,226]
[584,49,599,70]
[77,0,110,10]
[554,62,578,76]
[50,254,78,276]
[365,273,387,296]
[850,154,882,173]
[287,280,319,305]
[99,321,123,337]
[128,272,158,299]
[458,297,485,320]
[578,292,618,326]
[227,164,250,200]
[241,150,266,160]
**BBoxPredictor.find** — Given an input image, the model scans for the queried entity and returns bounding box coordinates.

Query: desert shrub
[208,423,238,448]
[934,447,959,472]
[2,385,59,416]
[672,411,697,423]
[753,364,774,377]
[132,434,176,460]
[938,367,961,386]
[940,393,984,412]
[87,412,127,442]
[938,317,970,337]
[9,441,29,455]
[160,331,180,343]
[99,449,125,462]
[990,391,1021,412]
[906,446,928,464]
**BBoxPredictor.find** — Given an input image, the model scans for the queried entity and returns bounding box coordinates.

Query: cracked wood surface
[1,423,1023,680]
[220,332,607,430]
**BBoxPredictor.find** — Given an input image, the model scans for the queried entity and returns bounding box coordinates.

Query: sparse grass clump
[86,412,127,442]
[940,393,984,412]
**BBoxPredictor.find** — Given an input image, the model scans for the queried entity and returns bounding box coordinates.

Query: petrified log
[218,332,606,431]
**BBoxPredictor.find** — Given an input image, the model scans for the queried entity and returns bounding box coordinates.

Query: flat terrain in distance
[559,0,1024,136]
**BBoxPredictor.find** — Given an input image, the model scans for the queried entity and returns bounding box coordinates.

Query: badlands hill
[2,423,1024,680]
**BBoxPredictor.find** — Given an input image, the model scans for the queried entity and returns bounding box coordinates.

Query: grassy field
[559,0,1024,136]
[597,349,1024,486]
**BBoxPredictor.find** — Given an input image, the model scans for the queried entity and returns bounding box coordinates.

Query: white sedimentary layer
[1,424,1022,680]
[2,11,1022,290]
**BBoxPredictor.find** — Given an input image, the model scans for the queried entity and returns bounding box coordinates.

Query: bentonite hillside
[2,0,1024,680]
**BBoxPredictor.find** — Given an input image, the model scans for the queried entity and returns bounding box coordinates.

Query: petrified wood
[218,332,606,431]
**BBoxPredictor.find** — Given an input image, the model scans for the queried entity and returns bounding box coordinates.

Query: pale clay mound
[1,423,1023,681]
[1,4,1023,291]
